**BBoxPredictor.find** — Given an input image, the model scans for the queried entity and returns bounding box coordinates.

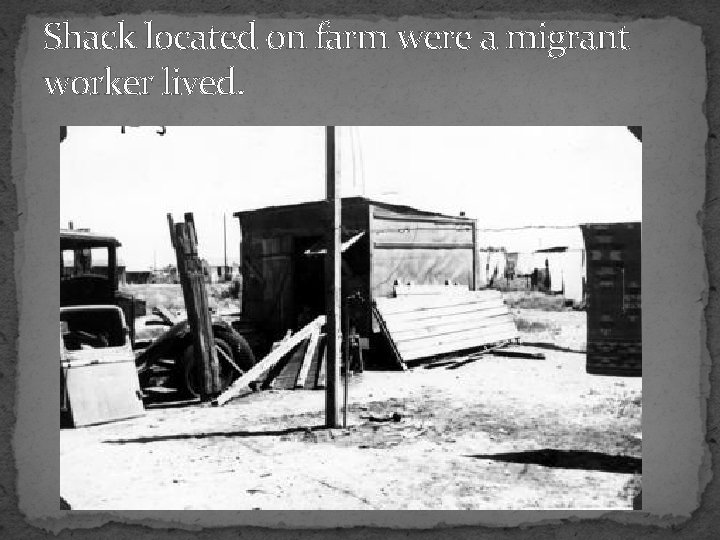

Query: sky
[60,125,641,269]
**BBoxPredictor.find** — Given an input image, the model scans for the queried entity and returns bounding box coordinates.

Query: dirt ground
[60,345,641,510]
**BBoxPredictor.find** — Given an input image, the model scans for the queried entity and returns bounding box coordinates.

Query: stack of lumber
[374,285,519,368]
[265,331,328,390]
[215,316,327,406]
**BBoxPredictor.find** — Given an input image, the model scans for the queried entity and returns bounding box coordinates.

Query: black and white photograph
[58,125,642,510]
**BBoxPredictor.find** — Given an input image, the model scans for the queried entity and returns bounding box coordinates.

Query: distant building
[477,227,586,305]
[124,270,153,285]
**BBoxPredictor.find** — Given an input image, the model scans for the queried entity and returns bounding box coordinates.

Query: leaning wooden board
[215,315,325,405]
[374,290,518,365]
[63,360,145,427]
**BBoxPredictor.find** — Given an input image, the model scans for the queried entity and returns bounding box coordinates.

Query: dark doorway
[293,236,326,328]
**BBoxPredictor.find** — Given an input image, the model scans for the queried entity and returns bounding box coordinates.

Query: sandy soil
[61,347,641,510]
[512,308,587,352]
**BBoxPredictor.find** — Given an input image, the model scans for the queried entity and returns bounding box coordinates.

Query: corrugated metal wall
[371,207,475,299]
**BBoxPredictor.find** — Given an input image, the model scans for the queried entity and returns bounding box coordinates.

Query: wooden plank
[373,288,517,365]
[269,339,310,390]
[215,315,325,405]
[398,326,519,360]
[152,306,178,325]
[65,361,145,427]
[371,305,407,370]
[490,348,546,360]
[384,305,510,332]
[375,290,503,312]
[402,334,518,362]
[391,315,515,342]
[375,297,506,319]
[295,325,321,388]
[398,321,518,351]
[306,333,326,389]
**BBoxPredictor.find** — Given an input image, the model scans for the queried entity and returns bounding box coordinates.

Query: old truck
[60,228,256,419]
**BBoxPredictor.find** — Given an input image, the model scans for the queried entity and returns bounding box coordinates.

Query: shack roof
[233,196,474,224]
[60,229,121,248]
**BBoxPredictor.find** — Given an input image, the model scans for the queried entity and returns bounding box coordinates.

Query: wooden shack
[234,197,478,358]
[581,222,641,376]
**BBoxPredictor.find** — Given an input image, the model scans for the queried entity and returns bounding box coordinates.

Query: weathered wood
[152,306,178,325]
[397,322,518,353]
[385,306,510,333]
[374,287,518,364]
[269,339,310,390]
[375,295,504,318]
[63,361,145,427]
[391,315,515,342]
[295,325,321,388]
[371,305,407,370]
[215,316,325,405]
[399,329,518,361]
[490,349,546,360]
[168,212,220,399]
[305,332,326,389]
[397,323,516,349]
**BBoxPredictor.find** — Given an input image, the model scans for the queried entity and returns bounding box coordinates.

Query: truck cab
[60,229,145,427]
[61,229,144,342]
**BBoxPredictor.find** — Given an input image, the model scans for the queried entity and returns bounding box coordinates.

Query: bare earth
[60,346,641,510]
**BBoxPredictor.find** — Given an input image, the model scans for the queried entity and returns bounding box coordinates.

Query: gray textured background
[1,1,717,538]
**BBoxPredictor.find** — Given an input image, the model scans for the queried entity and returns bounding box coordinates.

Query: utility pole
[325,126,342,428]
[223,213,228,280]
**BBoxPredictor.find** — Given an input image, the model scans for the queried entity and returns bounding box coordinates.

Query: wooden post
[168,212,221,399]
[325,126,342,428]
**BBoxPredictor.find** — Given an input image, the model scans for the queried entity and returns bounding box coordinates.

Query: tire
[181,328,256,398]
[212,325,256,372]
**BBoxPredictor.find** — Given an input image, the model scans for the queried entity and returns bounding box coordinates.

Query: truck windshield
[61,247,111,279]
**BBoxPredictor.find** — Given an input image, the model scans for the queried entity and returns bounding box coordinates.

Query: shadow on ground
[466,448,641,474]
[103,425,326,444]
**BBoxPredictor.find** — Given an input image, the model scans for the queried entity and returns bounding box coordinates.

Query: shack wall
[238,200,370,341]
[237,198,477,346]
[370,205,476,299]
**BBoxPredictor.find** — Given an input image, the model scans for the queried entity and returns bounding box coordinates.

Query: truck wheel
[181,332,256,398]
[212,326,256,372]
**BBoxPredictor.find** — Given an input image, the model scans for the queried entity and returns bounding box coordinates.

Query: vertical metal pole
[343,297,349,428]
[223,213,228,279]
[471,220,477,291]
[325,126,342,428]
